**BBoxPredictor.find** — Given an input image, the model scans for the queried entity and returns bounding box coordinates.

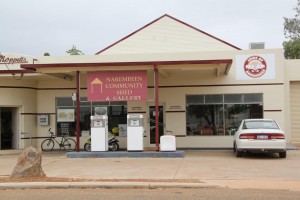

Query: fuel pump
[90,115,108,151]
[127,114,144,151]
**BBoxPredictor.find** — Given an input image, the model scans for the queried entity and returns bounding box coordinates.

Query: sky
[0,0,298,56]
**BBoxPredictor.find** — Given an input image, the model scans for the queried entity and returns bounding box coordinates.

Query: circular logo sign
[244,56,267,78]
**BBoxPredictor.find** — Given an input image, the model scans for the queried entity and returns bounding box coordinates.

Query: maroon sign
[88,71,147,102]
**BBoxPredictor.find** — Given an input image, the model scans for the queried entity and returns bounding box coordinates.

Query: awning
[21,59,232,77]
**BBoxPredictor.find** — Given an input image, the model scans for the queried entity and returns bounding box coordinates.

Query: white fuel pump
[127,114,144,151]
[90,115,108,151]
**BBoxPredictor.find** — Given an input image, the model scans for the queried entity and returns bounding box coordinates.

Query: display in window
[60,123,70,136]
[57,109,75,122]
[95,107,107,115]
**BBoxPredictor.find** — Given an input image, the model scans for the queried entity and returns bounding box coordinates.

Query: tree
[283,0,300,59]
[43,52,50,56]
[283,39,300,59]
[66,45,84,55]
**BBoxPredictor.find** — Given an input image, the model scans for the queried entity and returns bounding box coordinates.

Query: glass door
[149,106,164,144]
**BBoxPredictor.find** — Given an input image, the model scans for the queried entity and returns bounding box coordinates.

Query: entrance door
[149,106,164,144]
[0,107,18,150]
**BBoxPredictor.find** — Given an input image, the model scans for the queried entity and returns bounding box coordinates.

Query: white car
[233,119,287,158]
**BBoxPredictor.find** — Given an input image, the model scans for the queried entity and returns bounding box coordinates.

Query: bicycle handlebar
[48,128,55,137]
[47,128,73,138]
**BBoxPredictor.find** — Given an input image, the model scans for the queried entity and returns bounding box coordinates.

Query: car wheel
[236,150,242,157]
[279,151,287,158]
[235,144,242,157]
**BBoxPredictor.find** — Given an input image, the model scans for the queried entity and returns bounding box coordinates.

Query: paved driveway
[1,149,300,191]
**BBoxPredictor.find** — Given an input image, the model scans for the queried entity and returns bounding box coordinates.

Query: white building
[1,14,300,150]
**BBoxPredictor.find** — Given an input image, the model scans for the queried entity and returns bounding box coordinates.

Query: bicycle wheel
[41,139,55,152]
[63,138,76,151]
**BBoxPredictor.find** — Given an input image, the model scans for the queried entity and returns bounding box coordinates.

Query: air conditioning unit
[95,107,107,116]
[249,42,265,50]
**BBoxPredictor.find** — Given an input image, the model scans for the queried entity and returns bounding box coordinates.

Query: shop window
[186,105,223,136]
[244,93,263,103]
[107,106,127,136]
[186,95,204,104]
[186,94,263,136]
[56,97,73,106]
[56,97,127,137]
[224,94,243,103]
[225,104,263,135]
[205,94,223,104]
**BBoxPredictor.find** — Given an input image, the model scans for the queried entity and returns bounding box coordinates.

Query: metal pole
[76,71,81,152]
[154,66,159,151]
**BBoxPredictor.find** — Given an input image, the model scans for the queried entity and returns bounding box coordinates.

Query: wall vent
[249,42,265,50]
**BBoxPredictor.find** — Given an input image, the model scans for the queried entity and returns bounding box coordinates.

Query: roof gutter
[20,59,233,71]
[0,69,36,74]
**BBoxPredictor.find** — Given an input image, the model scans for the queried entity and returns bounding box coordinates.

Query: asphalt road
[1,188,300,200]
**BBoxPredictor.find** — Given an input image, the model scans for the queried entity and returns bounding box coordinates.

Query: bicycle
[41,128,77,152]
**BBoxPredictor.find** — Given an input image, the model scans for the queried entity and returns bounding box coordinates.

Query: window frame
[186,93,263,136]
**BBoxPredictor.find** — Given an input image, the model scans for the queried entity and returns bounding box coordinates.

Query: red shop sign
[87,71,147,102]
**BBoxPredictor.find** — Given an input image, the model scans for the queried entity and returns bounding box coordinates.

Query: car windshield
[242,120,279,129]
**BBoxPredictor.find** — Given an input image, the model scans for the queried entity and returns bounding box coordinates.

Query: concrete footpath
[0,148,300,191]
